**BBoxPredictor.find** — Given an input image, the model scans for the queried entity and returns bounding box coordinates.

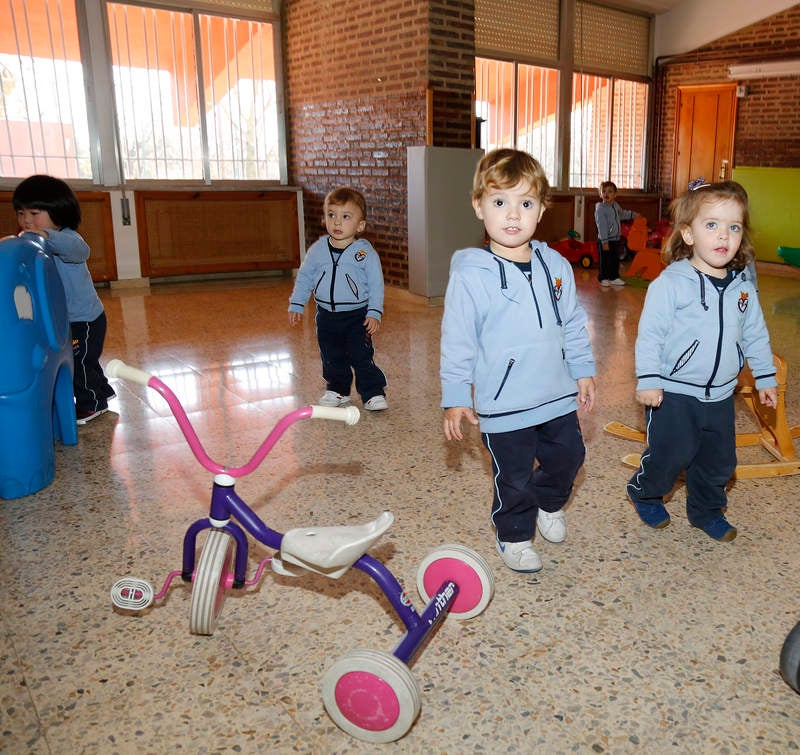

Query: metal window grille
[107,2,280,182]
[0,0,93,178]
[475,57,559,186]
[610,78,648,188]
[570,73,611,189]
[570,73,647,190]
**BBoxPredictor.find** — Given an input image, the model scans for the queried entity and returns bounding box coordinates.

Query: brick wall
[284,0,476,287]
[653,6,800,200]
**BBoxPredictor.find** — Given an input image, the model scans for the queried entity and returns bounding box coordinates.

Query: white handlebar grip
[105,359,153,386]
[310,405,361,425]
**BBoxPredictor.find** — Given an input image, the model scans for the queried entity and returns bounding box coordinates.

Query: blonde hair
[664,180,754,271]
[472,148,551,207]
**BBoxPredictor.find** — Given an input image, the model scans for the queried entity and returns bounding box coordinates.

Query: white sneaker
[537,509,566,543]
[609,278,626,286]
[319,391,350,407]
[495,538,542,573]
[76,408,108,425]
[600,279,612,287]
[363,395,389,411]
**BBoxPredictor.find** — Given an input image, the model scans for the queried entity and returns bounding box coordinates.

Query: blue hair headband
[688,177,710,191]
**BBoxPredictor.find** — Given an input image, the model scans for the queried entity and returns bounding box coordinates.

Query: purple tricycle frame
[108,359,494,743]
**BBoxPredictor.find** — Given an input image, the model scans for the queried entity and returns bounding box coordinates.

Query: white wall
[654,0,799,58]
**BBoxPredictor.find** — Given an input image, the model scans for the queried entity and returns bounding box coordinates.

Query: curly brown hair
[663,181,754,271]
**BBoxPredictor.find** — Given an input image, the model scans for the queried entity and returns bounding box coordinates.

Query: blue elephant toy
[0,233,78,499]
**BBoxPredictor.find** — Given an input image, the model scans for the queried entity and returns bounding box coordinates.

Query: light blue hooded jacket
[635,258,777,400]
[440,242,596,434]
[288,236,384,320]
[42,228,104,323]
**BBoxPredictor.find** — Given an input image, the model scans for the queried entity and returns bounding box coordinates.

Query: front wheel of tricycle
[321,648,421,743]
[189,529,234,635]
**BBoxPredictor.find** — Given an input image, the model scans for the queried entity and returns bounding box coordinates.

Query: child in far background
[441,148,596,574]
[12,175,115,425]
[627,179,777,542]
[595,181,637,287]
[288,187,388,411]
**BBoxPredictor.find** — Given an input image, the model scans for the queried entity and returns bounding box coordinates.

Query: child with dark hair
[627,179,777,541]
[12,175,114,424]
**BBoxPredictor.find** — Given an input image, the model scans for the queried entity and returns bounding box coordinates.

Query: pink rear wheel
[416,544,494,620]
[321,648,421,742]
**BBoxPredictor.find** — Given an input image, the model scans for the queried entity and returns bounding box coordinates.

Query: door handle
[719,159,729,181]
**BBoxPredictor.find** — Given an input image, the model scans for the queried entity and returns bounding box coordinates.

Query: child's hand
[443,406,478,441]
[577,376,596,413]
[288,311,302,327]
[636,388,663,407]
[364,316,380,335]
[759,386,778,409]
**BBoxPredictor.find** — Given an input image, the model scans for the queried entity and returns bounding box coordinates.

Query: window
[1,0,285,183]
[570,73,648,189]
[476,58,648,190]
[107,4,281,181]
[475,57,559,185]
[0,0,93,179]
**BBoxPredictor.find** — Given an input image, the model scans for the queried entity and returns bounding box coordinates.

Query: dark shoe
[628,494,670,529]
[693,516,737,542]
[76,408,108,425]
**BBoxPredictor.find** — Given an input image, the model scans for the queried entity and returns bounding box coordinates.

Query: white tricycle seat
[273,511,394,579]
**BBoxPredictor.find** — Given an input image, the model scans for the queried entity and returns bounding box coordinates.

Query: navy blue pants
[482,411,586,542]
[315,306,386,402]
[72,312,114,413]
[627,392,736,527]
[597,238,624,281]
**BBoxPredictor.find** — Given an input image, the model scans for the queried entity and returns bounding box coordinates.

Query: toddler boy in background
[595,180,637,287]
[288,188,388,410]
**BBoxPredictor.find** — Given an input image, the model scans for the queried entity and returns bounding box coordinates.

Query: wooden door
[673,84,737,197]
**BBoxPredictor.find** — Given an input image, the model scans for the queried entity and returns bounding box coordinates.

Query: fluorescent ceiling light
[728,60,800,80]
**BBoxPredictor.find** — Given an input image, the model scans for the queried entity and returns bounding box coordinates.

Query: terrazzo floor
[2,264,800,753]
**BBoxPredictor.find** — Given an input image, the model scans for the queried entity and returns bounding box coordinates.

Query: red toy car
[551,237,599,269]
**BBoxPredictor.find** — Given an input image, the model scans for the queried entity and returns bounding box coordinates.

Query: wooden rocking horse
[604,354,800,479]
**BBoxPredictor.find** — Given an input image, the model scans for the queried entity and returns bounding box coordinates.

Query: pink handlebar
[105,359,359,477]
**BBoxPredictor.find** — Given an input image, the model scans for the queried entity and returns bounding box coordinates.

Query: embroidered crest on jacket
[738,290,749,313]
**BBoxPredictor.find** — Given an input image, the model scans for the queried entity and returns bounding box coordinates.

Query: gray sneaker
[319,391,350,407]
[364,395,388,411]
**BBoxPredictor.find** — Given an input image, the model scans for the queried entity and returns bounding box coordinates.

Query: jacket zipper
[705,276,733,397]
[329,250,339,311]
[493,359,515,400]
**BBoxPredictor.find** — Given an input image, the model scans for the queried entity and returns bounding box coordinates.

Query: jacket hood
[664,258,750,312]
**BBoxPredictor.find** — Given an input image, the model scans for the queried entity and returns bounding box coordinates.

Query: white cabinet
[407,146,485,301]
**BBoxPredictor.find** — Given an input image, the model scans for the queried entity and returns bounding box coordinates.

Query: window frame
[475,54,651,191]
[0,0,288,189]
